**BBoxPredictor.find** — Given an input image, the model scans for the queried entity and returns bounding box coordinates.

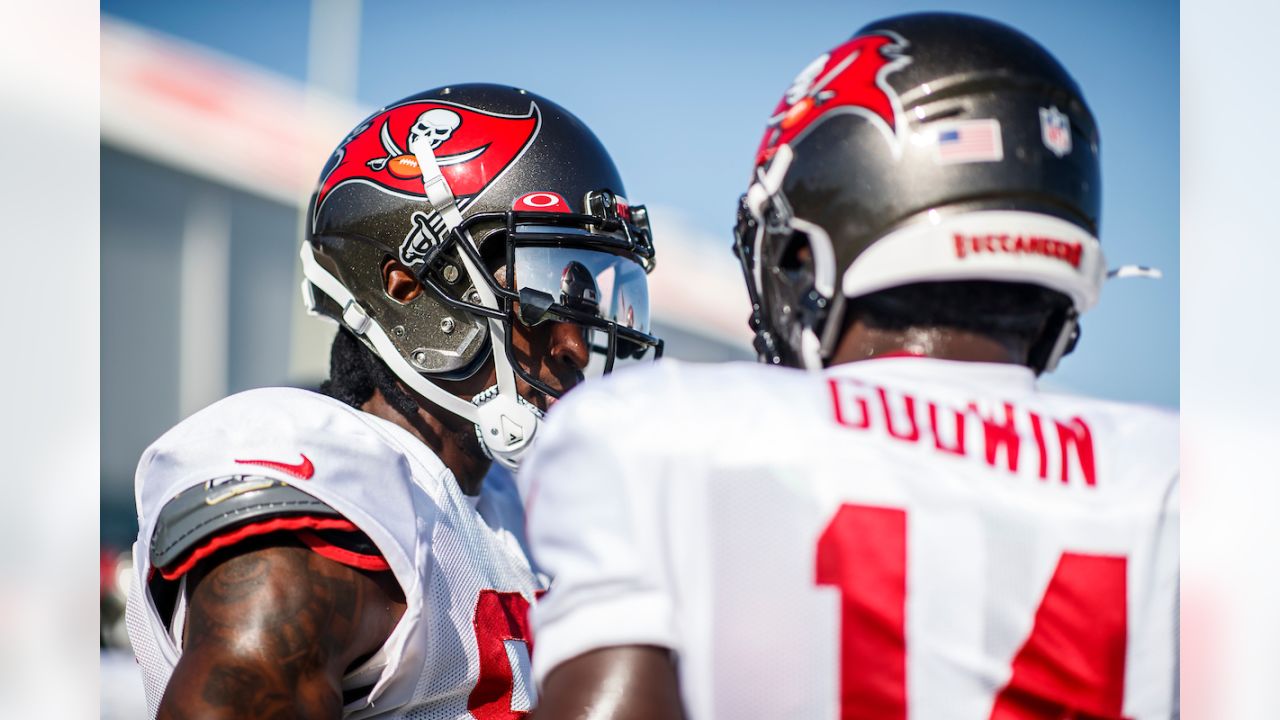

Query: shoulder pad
[150,475,342,570]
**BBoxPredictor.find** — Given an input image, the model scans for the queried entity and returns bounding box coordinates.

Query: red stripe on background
[159,516,359,580]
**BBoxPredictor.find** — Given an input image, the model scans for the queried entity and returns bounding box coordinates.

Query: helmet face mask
[735,13,1109,374]
[412,194,661,400]
[301,84,661,468]
[735,180,841,370]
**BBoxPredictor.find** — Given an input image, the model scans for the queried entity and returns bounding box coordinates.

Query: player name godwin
[828,377,1097,487]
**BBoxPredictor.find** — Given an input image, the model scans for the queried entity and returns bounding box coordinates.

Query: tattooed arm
[157,539,404,720]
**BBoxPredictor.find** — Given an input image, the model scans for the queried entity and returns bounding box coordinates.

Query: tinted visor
[512,245,651,336]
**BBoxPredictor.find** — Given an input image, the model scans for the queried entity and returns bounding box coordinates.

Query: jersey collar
[825,355,1038,392]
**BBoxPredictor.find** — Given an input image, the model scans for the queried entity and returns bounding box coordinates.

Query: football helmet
[301,84,662,469]
[733,13,1106,373]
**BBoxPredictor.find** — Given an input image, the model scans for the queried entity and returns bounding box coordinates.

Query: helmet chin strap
[469,384,544,471]
[411,142,539,470]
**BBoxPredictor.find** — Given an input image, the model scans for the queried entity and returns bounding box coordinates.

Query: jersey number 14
[816,504,1128,719]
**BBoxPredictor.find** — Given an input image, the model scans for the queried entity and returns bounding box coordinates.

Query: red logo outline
[757,31,911,165]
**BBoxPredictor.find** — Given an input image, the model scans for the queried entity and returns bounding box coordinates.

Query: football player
[523,14,1178,719]
[124,84,661,719]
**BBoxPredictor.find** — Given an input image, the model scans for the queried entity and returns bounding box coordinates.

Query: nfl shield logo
[1040,106,1072,158]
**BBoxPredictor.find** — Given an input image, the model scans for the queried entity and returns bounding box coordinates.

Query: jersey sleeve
[133,389,428,587]
[147,476,390,581]
[520,363,693,687]
[129,389,435,647]
[128,388,442,716]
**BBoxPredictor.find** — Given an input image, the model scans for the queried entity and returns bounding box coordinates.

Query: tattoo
[201,664,272,707]
[157,539,401,720]
[209,553,267,592]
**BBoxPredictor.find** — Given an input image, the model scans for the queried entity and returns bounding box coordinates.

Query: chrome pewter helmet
[301,84,661,468]
[734,13,1124,374]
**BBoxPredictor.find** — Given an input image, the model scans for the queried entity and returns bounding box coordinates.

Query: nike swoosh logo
[235,454,315,480]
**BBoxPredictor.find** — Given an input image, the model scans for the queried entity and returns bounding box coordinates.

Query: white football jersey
[521,358,1178,719]
[125,387,545,719]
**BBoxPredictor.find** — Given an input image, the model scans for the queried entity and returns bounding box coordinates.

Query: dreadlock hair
[844,280,1073,352]
[320,327,421,419]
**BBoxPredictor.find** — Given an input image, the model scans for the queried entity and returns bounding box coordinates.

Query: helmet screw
[411,349,429,366]
[391,325,406,338]
[442,264,460,284]
[440,317,456,334]
[490,428,498,435]
[465,288,481,304]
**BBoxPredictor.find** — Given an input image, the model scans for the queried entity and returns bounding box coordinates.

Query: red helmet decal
[316,99,540,211]
[757,32,910,165]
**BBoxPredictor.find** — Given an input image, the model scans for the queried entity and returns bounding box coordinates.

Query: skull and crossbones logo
[408,109,462,154]
[367,107,464,173]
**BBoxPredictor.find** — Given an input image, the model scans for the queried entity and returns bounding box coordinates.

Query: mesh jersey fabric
[125,387,545,719]
[520,358,1179,719]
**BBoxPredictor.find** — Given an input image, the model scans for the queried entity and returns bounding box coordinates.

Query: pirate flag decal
[315,99,541,217]
[757,31,910,164]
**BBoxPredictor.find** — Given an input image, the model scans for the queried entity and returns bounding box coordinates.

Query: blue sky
[103,0,1179,407]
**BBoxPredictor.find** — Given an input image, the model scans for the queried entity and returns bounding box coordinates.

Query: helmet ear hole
[382,258,424,304]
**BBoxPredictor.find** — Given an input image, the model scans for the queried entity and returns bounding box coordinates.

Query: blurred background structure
[100,1,1177,715]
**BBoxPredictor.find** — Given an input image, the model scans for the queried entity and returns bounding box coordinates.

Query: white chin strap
[412,138,539,469]
[296,141,541,471]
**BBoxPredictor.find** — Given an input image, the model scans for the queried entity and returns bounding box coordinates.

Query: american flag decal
[933,119,1004,165]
